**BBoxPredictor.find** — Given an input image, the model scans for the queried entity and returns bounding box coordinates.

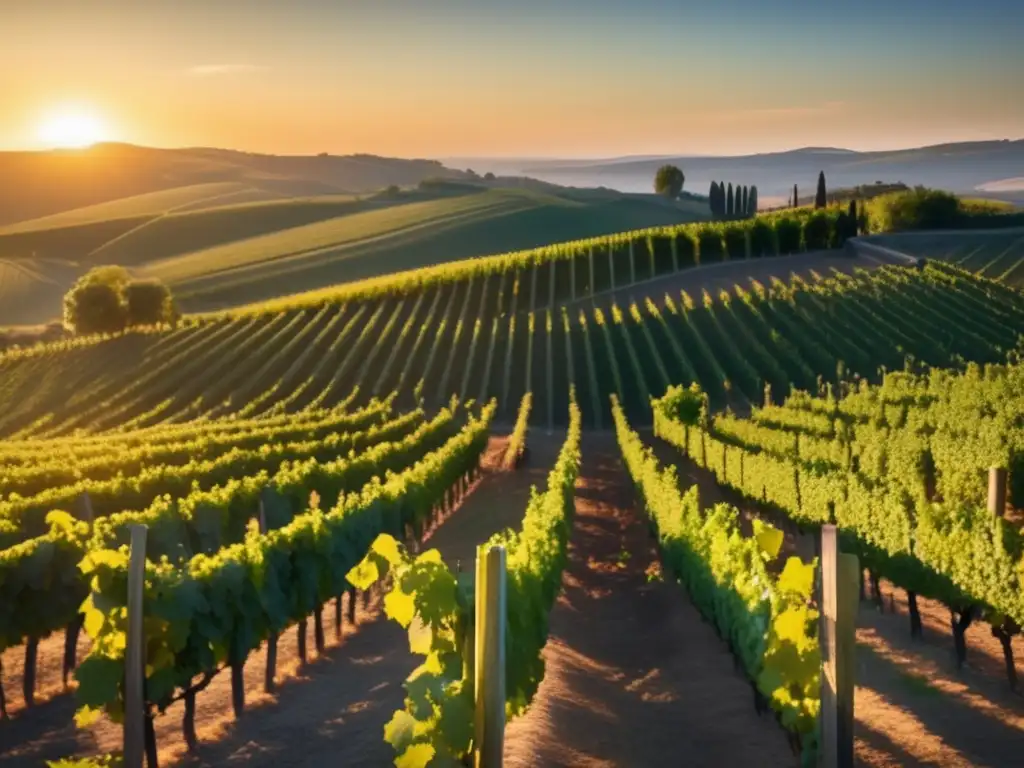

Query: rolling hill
[0,174,709,324]
[0,143,472,228]
[469,140,1024,205]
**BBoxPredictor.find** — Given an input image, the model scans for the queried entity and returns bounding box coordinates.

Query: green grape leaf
[383,709,418,754]
[405,667,445,719]
[437,689,474,753]
[753,519,784,560]
[46,510,79,534]
[777,557,815,599]
[346,556,379,590]
[772,607,812,646]
[395,743,435,768]
[82,601,109,639]
[79,548,128,576]
[384,589,417,628]
[408,617,433,656]
[74,656,123,708]
[414,549,444,566]
[73,705,104,730]
[408,570,459,626]
[372,534,403,566]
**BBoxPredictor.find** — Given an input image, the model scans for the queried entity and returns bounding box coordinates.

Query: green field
[869,228,1024,288]
[0,184,708,323]
[0,258,81,325]
[0,182,260,235]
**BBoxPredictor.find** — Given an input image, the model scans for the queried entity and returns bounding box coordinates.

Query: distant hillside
[473,140,1024,204]
[0,143,471,227]
[0,180,709,325]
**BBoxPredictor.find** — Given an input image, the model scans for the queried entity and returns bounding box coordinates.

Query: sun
[37,107,108,149]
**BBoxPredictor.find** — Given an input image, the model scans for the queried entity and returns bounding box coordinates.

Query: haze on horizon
[2,0,1022,159]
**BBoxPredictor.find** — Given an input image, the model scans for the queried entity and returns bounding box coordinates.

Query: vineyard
[1,228,1021,441]
[1,206,1024,767]
[867,228,1024,288]
[652,364,1024,678]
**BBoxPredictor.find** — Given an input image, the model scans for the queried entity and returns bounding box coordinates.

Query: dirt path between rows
[643,431,1024,767]
[0,433,565,768]
[564,250,877,313]
[503,433,796,767]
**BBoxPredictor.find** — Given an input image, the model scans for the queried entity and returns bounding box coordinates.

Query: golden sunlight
[37,107,109,149]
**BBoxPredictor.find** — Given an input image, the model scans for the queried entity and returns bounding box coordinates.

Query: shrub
[775,218,803,254]
[802,212,834,250]
[865,188,960,232]
[722,224,748,259]
[63,281,127,335]
[749,219,777,257]
[698,229,725,264]
[125,279,177,327]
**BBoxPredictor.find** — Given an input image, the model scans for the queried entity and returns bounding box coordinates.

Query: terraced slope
[868,228,1024,288]
[0,253,1019,439]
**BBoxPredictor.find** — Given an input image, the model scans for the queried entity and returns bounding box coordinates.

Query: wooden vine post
[988,466,1007,517]
[259,498,278,694]
[819,524,857,768]
[473,544,507,768]
[987,467,1019,689]
[125,525,148,768]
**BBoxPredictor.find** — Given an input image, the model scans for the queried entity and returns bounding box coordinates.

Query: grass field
[0,258,81,325]
[869,228,1024,288]
[0,185,708,323]
[0,182,260,235]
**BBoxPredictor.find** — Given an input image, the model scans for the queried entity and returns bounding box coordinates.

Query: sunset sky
[2,0,1023,158]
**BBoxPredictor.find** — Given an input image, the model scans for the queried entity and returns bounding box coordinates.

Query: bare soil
[504,433,796,767]
[643,431,1024,768]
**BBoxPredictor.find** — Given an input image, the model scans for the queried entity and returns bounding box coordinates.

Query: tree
[125,279,176,327]
[726,183,734,217]
[847,200,858,237]
[815,171,827,209]
[741,186,749,217]
[63,281,127,335]
[654,164,685,198]
[793,183,799,208]
[62,265,178,335]
[709,181,719,215]
[749,186,759,215]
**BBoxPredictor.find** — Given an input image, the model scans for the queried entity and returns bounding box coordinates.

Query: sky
[1,0,1023,159]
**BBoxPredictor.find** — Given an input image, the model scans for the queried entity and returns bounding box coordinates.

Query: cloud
[187,64,269,76]
[700,101,849,124]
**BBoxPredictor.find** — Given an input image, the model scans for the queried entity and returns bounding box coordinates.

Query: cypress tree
[848,199,858,236]
[741,186,749,217]
[749,186,759,215]
[726,183,734,217]
[793,183,799,208]
[815,171,827,209]
[709,181,718,215]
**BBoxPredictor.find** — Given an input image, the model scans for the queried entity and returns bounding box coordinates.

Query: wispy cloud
[701,101,849,124]
[187,64,269,77]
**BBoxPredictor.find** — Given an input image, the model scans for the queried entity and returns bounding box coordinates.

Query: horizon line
[4,136,1022,163]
